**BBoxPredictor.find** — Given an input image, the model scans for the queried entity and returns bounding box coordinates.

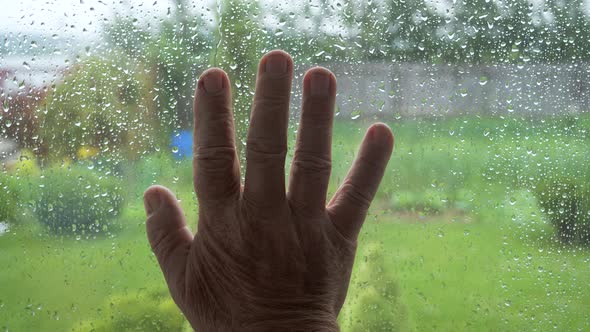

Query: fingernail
[310,72,330,97]
[370,124,393,144]
[144,192,162,216]
[202,71,223,93]
[265,54,288,75]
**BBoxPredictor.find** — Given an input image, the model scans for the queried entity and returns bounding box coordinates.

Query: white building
[0,55,70,94]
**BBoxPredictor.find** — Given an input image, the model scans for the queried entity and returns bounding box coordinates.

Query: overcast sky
[0,0,324,50]
[0,0,204,38]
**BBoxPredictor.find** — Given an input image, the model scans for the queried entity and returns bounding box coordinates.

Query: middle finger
[243,50,293,207]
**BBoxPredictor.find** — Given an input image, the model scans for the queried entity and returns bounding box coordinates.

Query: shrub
[0,86,44,149]
[533,178,590,244]
[34,166,124,235]
[339,243,409,332]
[5,149,40,176]
[451,188,476,212]
[0,173,20,223]
[391,189,447,215]
[71,289,185,331]
[40,56,164,161]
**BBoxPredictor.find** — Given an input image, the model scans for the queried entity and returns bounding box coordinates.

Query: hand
[143,50,394,331]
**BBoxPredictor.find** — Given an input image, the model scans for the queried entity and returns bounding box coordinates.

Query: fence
[2,56,589,120]
[291,62,590,119]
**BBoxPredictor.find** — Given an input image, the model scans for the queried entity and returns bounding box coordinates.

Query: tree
[212,0,264,145]
[342,0,391,60]
[103,1,212,130]
[149,17,211,129]
[103,14,151,60]
[449,0,504,63]
[389,0,444,61]
[542,0,590,62]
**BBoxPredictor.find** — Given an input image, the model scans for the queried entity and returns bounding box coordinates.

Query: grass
[1,115,589,331]
[354,214,590,331]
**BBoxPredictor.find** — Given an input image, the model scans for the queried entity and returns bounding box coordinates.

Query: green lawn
[1,116,589,331]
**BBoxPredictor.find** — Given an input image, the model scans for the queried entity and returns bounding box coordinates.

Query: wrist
[188,314,339,332]
[242,310,339,331]
[238,298,339,331]
[186,303,340,331]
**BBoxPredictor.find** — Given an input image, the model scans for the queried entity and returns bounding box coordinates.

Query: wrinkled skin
[144,50,394,331]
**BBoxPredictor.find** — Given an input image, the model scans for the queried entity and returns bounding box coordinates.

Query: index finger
[327,123,394,240]
[193,68,241,205]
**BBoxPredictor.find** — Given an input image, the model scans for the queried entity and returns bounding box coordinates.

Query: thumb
[144,185,193,299]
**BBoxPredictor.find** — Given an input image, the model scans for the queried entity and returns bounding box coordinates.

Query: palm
[182,205,354,330]
[143,50,394,331]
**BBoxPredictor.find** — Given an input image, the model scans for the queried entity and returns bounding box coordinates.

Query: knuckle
[194,146,236,173]
[194,147,240,202]
[340,182,373,210]
[147,221,176,257]
[246,138,287,160]
[262,69,292,81]
[253,95,290,113]
[359,153,384,174]
[197,121,234,145]
[196,102,232,122]
[207,104,233,121]
[206,93,231,106]
[196,176,240,203]
[260,67,292,85]
[302,98,334,121]
[241,194,286,218]
[292,152,331,177]
[288,195,325,217]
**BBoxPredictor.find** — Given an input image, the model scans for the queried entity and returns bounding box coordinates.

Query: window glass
[1,0,589,330]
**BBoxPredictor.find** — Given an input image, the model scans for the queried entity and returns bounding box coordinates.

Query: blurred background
[0,0,589,330]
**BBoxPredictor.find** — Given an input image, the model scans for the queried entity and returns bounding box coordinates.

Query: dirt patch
[370,206,473,224]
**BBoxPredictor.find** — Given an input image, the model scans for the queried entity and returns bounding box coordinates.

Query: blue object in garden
[171,130,193,160]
